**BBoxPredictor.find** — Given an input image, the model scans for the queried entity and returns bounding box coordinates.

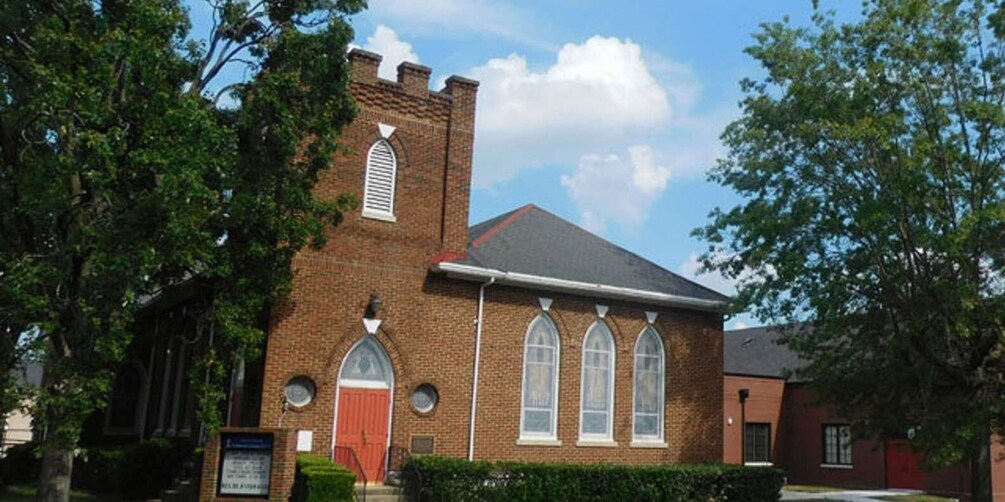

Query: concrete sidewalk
[781,488,952,502]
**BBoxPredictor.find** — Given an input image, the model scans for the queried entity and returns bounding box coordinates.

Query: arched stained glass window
[633,326,665,442]
[340,336,393,388]
[580,321,614,439]
[520,315,560,439]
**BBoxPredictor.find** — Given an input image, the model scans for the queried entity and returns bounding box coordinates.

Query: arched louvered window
[520,315,560,439]
[633,326,665,443]
[362,140,397,221]
[579,321,615,440]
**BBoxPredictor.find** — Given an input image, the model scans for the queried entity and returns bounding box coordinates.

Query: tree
[0,0,362,499]
[696,0,1005,499]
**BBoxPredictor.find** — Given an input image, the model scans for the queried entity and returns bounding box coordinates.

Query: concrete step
[363,495,405,502]
[356,483,404,502]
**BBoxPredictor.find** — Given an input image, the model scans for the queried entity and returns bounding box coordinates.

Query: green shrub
[403,456,785,502]
[72,438,190,499]
[118,438,175,500]
[291,454,355,502]
[74,447,126,493]
[0,442,41,485]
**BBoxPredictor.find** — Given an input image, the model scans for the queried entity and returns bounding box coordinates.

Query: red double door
[335,387,391,483]
[886,440,925,490]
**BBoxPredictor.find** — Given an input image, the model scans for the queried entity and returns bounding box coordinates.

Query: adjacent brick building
[250,48,729,482]
[724,326,1005,501]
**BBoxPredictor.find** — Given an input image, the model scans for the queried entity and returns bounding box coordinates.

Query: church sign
[217,433,273,497]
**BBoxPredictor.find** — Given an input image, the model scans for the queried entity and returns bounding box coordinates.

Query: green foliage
[291,454,355,502]
[695,0,1005,493]
[403,456,784,502]
[72,447,124,494]
[0,1,362,494]
[73,439,189,498]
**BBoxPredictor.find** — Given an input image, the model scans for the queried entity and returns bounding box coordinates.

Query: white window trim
[820,463,854,469]
[744,461,774,467]
[361,208,397,222]
[632,326,665,443]
[362,140,397,220]
[576,440,618,448]
[578,321,615,442]
[519,315,560,441]
[516,438,562,447]
[338,378,391,389]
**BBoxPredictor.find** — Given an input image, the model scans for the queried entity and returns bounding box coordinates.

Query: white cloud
[679,252,777,297]
[679,252,742,296]
[560,145,670,233]
[360,25,420,81]
[471,36,671,186]
[729,320,750,330]
[367,0,549,50]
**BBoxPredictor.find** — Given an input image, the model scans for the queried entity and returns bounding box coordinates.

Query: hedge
[290,454,355,502]
[403,456,785,502]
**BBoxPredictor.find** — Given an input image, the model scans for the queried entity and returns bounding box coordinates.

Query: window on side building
[579,321,615,441]
[520,315,560,440]
[633,326,665,443]
[823,424,852,465]
[745,422,771,464]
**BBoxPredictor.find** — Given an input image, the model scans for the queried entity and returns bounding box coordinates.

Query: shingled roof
[724,325,808,381]
[433,204,728,310]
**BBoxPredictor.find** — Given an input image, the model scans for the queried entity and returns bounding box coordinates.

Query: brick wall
[257,49,724,468]
[723,375,785,465]
[778,383,887,489]
[472,286,723,464]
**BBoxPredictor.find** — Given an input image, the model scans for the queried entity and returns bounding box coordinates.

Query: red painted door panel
[336,387,391,483]
[886,441,925,490]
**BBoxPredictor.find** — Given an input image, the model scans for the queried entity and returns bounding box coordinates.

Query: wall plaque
[410,435,435,455]
[218,433,273,497]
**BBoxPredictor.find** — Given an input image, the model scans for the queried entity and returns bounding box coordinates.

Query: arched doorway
[334,335,394,483]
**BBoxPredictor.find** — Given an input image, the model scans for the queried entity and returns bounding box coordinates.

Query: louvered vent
[363,140,397,217]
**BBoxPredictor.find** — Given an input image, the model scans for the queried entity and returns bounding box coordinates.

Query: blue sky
[345,1,867,329]
[190,0,860,329]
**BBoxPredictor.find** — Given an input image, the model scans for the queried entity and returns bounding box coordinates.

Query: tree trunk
[970,432,992,502]
[36,446,73,502]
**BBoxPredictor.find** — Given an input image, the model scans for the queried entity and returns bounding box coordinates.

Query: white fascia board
[432,262,727,312]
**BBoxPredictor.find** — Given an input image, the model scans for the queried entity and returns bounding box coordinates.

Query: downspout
[468,277,495,461]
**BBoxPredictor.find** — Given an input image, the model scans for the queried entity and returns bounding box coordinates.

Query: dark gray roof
[724,325,808,381]
[449,204,728,303]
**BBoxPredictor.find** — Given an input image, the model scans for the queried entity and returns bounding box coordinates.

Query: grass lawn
[0,485,105,502]
[785,484,847,493]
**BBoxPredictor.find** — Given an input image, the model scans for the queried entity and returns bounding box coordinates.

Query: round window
[411,384,438,414]
[285,376,316,408]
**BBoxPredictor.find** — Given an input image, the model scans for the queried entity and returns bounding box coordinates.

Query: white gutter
[468,277,495,461]
[433,262,727,312]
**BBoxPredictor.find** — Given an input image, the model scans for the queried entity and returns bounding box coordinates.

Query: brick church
[89,49,729,484]
[251,48,729,481]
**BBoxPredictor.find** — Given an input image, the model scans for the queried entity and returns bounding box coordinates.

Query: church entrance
[334,336,393,483]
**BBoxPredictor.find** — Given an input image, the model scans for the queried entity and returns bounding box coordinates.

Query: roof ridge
[470,203,535,248]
